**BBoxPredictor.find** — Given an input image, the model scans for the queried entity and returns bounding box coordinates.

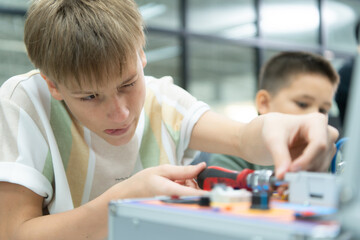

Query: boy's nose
[107,96,129,121]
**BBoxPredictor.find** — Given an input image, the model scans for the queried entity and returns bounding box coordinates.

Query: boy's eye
[319,108,328,114]
[123,81,136,88]
[117,81,136,92]
[295,101,309,109]
[80,94,97,101]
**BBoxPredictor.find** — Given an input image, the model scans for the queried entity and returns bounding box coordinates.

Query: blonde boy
[0,1,338,239]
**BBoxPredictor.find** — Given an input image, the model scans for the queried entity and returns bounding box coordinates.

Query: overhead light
[261,2,355,34]
[222,2,356,38]
[261,4,319,33]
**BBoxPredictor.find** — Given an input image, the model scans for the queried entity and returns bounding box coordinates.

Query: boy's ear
[255,89,271,114]
[139,48,147,68]
[40,73,63,101]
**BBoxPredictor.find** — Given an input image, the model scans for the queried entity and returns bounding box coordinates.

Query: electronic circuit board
[108,196,341,240]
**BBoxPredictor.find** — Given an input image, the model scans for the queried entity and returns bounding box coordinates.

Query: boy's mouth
[104,125,130,136]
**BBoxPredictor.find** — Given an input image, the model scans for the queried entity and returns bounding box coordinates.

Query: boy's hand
[122,162,207,198]
[262,112,338,179]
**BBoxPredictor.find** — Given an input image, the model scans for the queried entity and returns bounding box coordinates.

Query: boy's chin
[104,136,134,146]
[102,132,135,146]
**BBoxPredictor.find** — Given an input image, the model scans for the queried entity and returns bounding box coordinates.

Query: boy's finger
[174,179,198,188]
[158,162,207,180]
[268,143,292,180]
[289,140,323,172]
[290,125,338,172]
[167,180,207,196]
[328,125,339,142]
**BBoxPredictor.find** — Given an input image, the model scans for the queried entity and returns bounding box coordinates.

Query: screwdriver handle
[197,166,254,191]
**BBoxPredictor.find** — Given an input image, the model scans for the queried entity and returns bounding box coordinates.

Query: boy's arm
[0,163,206,240]
[0,181,109,240]
[189,111,338,179]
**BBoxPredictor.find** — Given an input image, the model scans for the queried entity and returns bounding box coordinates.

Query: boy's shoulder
[145,75,191,97]
[1,70,42,99]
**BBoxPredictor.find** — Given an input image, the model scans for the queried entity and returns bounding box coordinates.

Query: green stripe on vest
[42,99,72,179]
[139,114,160,168]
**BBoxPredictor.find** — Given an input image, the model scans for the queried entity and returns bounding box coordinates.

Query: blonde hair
[24,0,145,89]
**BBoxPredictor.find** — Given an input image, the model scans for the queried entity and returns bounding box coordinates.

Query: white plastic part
[210,185,251,203]
[285,171,339,208]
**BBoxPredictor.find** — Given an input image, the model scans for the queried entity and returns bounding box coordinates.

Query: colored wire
[331,137,349,173]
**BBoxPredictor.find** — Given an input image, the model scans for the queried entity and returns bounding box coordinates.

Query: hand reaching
[116,162,207,199]
[261,112,338,179]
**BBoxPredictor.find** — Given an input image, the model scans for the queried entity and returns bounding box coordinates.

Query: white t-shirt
[0,70,209,213]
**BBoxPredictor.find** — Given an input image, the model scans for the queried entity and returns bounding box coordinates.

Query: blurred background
[0,0,359,127]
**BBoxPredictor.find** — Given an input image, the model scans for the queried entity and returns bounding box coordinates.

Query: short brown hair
[24,0,145,89]
[259,51,340,95]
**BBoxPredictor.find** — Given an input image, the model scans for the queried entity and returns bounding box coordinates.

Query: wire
[331,137,349,173]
